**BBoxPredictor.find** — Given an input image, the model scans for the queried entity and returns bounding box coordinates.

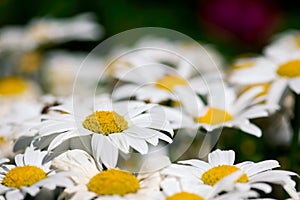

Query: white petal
[108,134,129,153]
[232,86,264,115]
[91,134,118,168]
[5,189,24,200]
[289,77,300,94]
[126,137,148,154]
[112,84,141,100]
[250,183,272,193]
[178,159,210,171]
[174,86,204,117]
[208,149,235,166]
[21,186,40,197]
[245,160,280,176]
[14,155,24,166]
[267,79,288,106]
[237,121,262,137]
[48,131,78,150]
[160,178,180,196]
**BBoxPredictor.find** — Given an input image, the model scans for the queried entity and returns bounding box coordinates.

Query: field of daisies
[0,13,300,200]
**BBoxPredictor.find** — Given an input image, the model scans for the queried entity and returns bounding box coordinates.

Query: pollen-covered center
[197,107,232,125]
[82,111,128,135]
[167,192,204,200]
[0,77,27,96]
[277,60,300,78]
[2,166,47,188]
[155,75,187,92]
[87,169,140,196]
[201,165,248,186]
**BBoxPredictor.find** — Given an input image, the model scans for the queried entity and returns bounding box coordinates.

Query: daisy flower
[52,149,162,200]
[264,30,300,62]
[179,83,276,137]
[162,149,298,194]
[0,146,73,200]
[110,37,224,103]
[0,76,40,102]
[26,13,103,46]
[0,26,34,53]
[229,56,287,112]
[42,50,105,96]
[229,53,300,95]
[151,173,258,200]
[35,98,174,168]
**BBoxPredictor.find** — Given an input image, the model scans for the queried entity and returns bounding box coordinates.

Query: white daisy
[162,149,298,194]
[0,76,40,102]
[52,149,162,200]
[0,26,34,52]
[151,173,258,200]
[0,146,73,200]
[264,30,300,62]
[42,50,106,97]
[0,100,43,141]
[179,83,276,137]
[34,98,174,168]
[26,13,103,46]
[229,54,300,95]
[110,37,224,103]
[229,56,286,112]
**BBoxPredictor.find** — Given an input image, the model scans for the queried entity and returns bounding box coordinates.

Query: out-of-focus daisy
[230,54,300,95]
[42,50,105,96]
[0,76,40,102]
[26,13,103,46]
[264,30,300,62]
[52,149,161,200]
[151,174,257,200]
[0,146,73,200]
[229,57,287,112]
[108,37,224,77]
[0,26,34,52]
[179,84,275,137]
[162,149,298,194]
[110,37,224,103]
[0,100,43,141]
[35,98,174,167]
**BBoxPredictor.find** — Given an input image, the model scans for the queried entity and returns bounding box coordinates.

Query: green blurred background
[1,0,300,60]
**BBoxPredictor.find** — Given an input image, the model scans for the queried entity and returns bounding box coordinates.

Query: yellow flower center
[0,76,27,96]
[82,111,128,135]
[196,107,232,125]
[2,166,47,188]
[277,60,300,78]
[87,169,140,196]
[20,51,42,74]
[167,192,204,200]
[155,75,187,92]
[201,165,248,186]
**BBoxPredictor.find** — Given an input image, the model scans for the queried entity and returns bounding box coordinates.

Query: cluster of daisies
[0,27,300,200]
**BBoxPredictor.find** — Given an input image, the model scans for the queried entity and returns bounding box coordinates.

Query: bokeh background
[1,0,299,59]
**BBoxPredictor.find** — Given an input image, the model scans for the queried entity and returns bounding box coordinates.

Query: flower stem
[290,92,300,170]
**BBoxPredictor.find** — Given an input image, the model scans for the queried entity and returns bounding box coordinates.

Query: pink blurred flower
[199,0,282,46]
